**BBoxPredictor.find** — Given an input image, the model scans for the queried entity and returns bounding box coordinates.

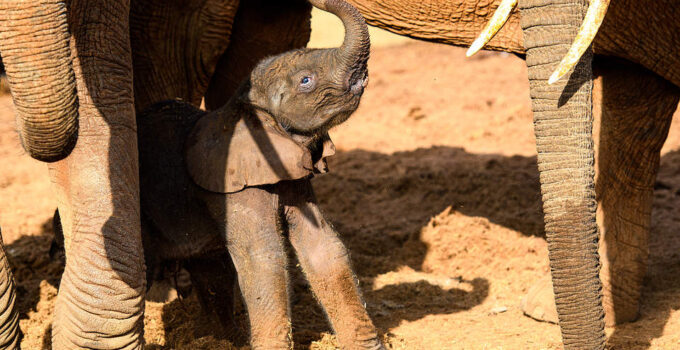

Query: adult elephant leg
[48,0,145,348]
[519,0,605,348]
[595,59,679,325]
[204,0,312,109]
[0,228,21,349]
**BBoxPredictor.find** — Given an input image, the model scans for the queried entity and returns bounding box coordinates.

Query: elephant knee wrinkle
[302,242,351,279]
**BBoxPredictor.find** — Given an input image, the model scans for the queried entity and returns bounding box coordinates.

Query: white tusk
[548,0,610,84]
[466,0,518,57]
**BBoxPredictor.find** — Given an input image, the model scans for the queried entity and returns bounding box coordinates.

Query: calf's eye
[298,75,316,92]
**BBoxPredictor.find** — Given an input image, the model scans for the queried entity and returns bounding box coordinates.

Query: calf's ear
[185,109,314,193]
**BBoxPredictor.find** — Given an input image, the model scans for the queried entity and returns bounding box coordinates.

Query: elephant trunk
[0,0,78,162]
[0,229,21,348]
[309,0,369,92]
[519,0,605,349]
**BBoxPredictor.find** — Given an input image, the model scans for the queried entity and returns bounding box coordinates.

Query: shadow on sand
[12,145,680,348]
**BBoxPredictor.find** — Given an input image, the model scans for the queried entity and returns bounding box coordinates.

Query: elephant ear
[185,107,314,193]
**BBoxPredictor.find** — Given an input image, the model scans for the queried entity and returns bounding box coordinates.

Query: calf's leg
[216,189,290,350]
[282,181,383,350]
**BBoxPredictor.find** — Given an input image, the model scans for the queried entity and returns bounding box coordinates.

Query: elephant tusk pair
[466,0,610,84]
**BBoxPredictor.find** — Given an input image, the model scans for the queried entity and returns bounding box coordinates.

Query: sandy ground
[2,19,680,350]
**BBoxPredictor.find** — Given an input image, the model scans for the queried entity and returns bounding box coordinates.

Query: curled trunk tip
[308,0,370,87]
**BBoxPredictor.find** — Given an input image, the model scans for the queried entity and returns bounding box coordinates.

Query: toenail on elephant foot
[521,275,558,324]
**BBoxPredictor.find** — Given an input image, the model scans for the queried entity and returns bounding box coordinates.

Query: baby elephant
[140,0,379,349]
[53,0,378,347]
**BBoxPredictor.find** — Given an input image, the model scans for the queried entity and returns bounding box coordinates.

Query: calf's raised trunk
[309,0,369,90]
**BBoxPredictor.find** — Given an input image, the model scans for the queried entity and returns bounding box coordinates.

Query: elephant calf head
[246,0,369,134]
[186,0,370,194]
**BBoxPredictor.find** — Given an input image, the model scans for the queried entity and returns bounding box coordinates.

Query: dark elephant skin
[129,0,239,112]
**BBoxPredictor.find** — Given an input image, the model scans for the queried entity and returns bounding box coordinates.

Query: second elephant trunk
[0,0,78,162]
[519,0,605,348]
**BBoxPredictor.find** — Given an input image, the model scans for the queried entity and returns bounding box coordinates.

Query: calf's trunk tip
[308,0,370,88]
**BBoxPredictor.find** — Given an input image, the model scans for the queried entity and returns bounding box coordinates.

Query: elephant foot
[521,275,558,324]
[522,274,641,327]
[600,271,641,326]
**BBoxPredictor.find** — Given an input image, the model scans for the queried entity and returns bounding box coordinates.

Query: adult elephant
[346,0,679,348]
[0,0,313,348]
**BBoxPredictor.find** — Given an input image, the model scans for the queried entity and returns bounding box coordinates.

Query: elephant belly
[138,100,224,260]
[141,199,225,260]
